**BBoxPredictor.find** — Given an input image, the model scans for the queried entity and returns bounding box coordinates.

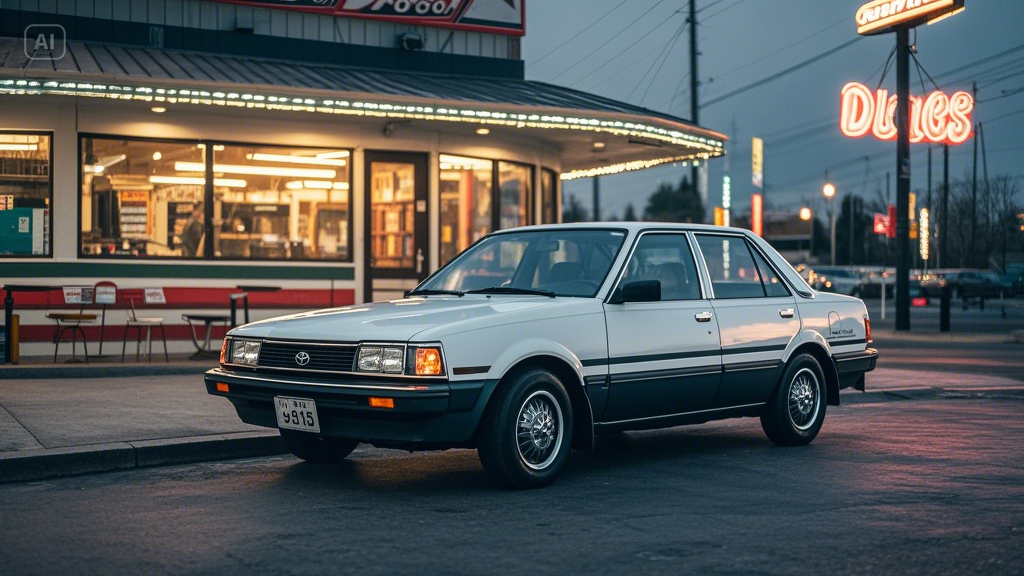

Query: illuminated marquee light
[919,208,930,261]
[839,82,973,145]
[560,155,709,180]
[0,79,725,179]
[856,0,963,36]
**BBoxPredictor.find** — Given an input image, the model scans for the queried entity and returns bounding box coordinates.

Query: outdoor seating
[121,288,169,363]
[182,312,230,357]
[47,286,98,363]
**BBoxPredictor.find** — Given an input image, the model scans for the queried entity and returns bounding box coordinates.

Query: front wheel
[478,368,573,489]
[280,429,359,463]
[760,354,826,446]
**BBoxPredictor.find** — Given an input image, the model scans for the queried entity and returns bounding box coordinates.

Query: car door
[693,233,800,409]
[602,232,722,423]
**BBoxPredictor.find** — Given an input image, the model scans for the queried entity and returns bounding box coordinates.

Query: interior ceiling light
[0,144,38,150]
[174,161,336,179]
[149,175,247,187]
[246,152,347,166]
[151,106,166,113]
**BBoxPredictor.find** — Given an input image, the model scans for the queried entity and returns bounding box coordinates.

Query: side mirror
[609,280,661,304]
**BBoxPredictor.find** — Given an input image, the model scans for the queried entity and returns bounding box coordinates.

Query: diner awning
[0,37,726,178]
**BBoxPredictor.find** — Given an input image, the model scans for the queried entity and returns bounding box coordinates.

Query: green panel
[3,261,355,281]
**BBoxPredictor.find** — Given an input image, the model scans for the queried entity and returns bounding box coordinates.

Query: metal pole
[592,176,600,222]
[830,199,837,266]
[942,144,949,269]
[895,27,911,331]
[689,0,700,211]
[926,146,932,273]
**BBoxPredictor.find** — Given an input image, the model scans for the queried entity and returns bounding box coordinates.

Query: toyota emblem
[294,351,311,366]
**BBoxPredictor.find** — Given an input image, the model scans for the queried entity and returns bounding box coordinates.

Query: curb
[0,431,287,484]
[840,386,1024,404]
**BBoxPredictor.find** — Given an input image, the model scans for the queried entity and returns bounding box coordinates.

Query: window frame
[1,130,53,259]
[77,133,354,262]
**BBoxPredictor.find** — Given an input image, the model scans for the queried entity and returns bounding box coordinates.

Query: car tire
[760,353,826,447]
[478,368,574,489]
[280,429,358,463]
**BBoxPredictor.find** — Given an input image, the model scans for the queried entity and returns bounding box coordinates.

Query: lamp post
[799,207,813,262]
[823,182,837,265]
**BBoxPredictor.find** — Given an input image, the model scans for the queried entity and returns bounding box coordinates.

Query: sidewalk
[2,334,1023,485]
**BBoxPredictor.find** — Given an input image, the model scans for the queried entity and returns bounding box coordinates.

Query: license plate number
[275,396,320,433]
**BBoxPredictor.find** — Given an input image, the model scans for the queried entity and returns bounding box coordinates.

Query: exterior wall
[0,93,561,358]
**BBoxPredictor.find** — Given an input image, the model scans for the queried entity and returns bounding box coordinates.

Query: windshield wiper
[405,289,465,297]
[466,286,556,298]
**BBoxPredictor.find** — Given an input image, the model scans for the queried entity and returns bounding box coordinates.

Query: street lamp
[799,207,814,262]
[823,182,837,266]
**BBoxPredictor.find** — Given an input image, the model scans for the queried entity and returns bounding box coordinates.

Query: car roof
[494,222,755,236]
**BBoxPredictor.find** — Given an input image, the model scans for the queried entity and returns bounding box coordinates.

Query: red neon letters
[839,82,973,145]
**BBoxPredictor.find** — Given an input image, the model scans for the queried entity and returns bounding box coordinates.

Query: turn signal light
[415,347,443,376]
[865,317,872,344]
[216,382,229,393]
[220,340,228,364]
[369,397,395,409]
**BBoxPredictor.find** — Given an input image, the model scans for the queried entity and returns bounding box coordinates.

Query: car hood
[226,295,583,342]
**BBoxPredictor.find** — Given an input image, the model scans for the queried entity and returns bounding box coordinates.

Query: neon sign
[856,0,964,36]
[839,82,973,145]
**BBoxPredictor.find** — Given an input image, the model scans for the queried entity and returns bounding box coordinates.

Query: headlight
[355,344,445,376]
[226,338,261,366]
[357,345,405,374]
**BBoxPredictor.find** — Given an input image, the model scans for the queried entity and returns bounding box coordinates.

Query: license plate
[275,396,321,433]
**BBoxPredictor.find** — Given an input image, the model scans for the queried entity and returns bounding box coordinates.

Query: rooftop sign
[856,0,964,35]
[839,82,974,145]
[206,0,525,36]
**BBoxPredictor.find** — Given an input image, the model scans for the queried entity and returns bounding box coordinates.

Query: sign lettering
[840,82,973,145]
[855,0,963,36]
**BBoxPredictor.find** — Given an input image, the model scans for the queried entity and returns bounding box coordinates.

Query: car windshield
[415,228,628,297]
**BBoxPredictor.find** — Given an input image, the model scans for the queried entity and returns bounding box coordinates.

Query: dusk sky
[523,1,1024,222]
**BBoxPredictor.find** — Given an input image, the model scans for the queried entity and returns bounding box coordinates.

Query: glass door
[364,152,428,302]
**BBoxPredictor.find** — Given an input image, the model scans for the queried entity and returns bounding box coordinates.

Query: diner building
[0,0,726,359]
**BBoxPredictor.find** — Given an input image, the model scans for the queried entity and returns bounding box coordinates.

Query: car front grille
[257,341,357,373]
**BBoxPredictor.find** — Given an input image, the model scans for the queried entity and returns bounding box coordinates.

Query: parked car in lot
[206,224,878,488]
[808,266,866,296]
[945,270,1004,300]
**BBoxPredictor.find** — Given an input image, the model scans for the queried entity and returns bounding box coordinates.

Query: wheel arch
[787,341,840,406]
[475,354,595,451]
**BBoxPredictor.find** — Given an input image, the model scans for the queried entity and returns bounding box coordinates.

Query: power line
[713,15,848,83]
[703,37,863,108]
[529,0,631,67]
[578,18,687,93]
[634,21,688,104]
[701,0,749,22]
[548,0,670,83]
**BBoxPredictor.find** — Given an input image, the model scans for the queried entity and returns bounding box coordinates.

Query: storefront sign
[751,137,763,189]
[751,193,763,237]
[856,0,964,36]
[839,82,973,144]
[204,0,525,36]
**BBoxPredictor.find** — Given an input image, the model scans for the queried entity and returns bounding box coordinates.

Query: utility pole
[592,176,601,222]
[895,26,911,331]
[926,146,932,273]
[970,82,978,267]
[941,144,949,270]
[689,0,699,214]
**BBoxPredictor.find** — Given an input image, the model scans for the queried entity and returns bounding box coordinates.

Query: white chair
[121,289,169,363]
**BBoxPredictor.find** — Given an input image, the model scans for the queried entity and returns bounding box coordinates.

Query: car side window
[622,233,702,301]
[694,234,766,299]
[750,246,791,297]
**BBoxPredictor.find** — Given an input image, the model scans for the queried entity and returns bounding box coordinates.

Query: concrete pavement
[1,330,1022,484]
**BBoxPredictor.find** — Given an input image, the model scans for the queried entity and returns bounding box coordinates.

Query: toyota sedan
[206,223,877,488]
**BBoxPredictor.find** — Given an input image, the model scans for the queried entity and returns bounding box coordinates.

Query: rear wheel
[478,368,573,489]
[280,429,358,462]
[760,354,826,446]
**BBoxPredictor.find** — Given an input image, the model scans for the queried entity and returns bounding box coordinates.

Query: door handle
[779,308,795,318]
[694,311,713,322]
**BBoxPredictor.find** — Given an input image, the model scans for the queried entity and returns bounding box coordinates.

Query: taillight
[865,316,872,343]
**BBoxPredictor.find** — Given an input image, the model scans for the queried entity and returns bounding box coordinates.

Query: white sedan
[206,223,877,488]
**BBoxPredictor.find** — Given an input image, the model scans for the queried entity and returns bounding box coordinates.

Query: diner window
[0,133,52,257]
[80,137,351,260]
[81,136,204,257]
[499,161,533,230]
[439,155,493,265]
[212,145,351,260]
[541,168,558,224]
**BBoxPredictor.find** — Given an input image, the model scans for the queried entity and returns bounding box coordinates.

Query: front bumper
[205,368,497,447]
